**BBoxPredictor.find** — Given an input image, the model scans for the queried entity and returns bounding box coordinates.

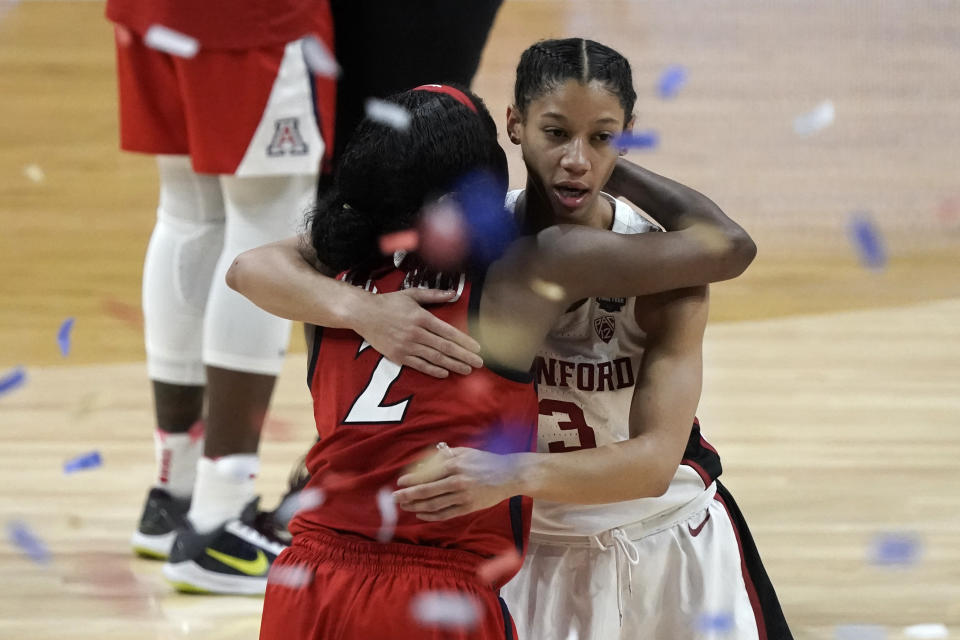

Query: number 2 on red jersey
[342,341,411,424]
[538,399,597,452]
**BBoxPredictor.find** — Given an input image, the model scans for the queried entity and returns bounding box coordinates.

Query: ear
[506,105,523,145]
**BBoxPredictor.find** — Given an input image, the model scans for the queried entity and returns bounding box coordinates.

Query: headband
[413,84,478,114]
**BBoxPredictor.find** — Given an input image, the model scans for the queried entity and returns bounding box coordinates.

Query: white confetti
[835,624,887,640]
[23,164,44,184]
[376,485,398,543]
[365,98,412,131]
[793,99,835,136]
[267,564,313,589]
[529,277,566,301]
[410,590,481,629]
[302,36,340,78]
[904,624,949,639]
[274,488,326,525]
[0,0,19,20]
[144,24,199,59]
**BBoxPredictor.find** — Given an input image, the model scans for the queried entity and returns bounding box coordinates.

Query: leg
[184,172,315,533]
[132,155,226,559]
[163,173,313,594]
[501,540,619,640]
[620,486,792,640]
[328,0,504,175]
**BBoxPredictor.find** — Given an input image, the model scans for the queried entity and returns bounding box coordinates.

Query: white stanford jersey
[505,189,720,536]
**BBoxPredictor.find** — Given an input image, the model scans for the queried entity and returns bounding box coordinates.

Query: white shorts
[501,482,792,640]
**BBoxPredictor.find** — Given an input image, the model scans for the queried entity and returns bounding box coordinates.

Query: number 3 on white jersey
[343,341,411,424]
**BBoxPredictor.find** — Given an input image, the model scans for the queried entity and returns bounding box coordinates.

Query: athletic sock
[154,421,205,499]
[186,454,259,533]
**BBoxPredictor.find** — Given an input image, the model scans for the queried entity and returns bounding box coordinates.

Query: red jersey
[105,0,331,51]
[292,259,537,576]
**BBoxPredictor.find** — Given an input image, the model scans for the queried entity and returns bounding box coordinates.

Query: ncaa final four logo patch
[596,297,626,313]
[594,316,616,343]
[267,118,309,156]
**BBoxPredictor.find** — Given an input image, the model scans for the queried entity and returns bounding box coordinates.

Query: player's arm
[394,286,707,516]
[605,157,738,235]
[226,235,482,378]
[528,208,752,302]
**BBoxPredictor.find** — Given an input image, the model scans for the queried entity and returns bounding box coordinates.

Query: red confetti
[937,196,959,225]
[114,23,133,47]
[263,416,295,441]
[419,200,469,270]
[379,230,420,255]
[476,547,522,585]
[101,298,143,329]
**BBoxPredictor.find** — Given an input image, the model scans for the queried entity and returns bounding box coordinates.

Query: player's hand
[393,447,523,521]
[355,289,482,378]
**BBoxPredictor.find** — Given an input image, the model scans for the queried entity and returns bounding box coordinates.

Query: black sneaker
[130,487,191,560]
[162,499,288,595]
[256,451,312,545]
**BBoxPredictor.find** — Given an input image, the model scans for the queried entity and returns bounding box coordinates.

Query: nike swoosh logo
[205,548,269,576]
[688,511,711,537]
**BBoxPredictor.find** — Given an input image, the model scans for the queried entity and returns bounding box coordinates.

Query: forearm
[513,437,675,504]
[227,241,374,328]
[608,159,748,235]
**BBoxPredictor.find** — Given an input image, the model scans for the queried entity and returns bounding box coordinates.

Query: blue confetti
[63,450,103,474]
[834,624,887,640]
[6,520,51,564]
[0,366,27,397]
[57,317,75,357]
[658,65,688,99]
[456,170,517,268]
[697,612,734,634]
[847,212,886,270]
[870,532,921,567]
[613,130,659,150]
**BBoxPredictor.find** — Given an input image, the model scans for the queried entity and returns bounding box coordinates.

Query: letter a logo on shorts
[267,117,309,156]
[594,316,616,343]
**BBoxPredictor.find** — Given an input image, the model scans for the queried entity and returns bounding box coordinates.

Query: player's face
[508,79,629,227]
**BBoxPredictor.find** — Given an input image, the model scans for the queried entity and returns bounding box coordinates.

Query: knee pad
[144,156,226,385]
[202,174,316,375]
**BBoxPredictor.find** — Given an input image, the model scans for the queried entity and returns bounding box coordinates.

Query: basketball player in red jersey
[106,0,336,593]
[229,85,755,638]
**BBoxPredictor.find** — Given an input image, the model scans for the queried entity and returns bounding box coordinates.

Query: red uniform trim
[699,435,719,456]
[681,458,712,487]
[714,492,768,640]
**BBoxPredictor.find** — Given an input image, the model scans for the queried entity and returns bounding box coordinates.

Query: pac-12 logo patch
[267,117,308,156]
[594,316,616,343]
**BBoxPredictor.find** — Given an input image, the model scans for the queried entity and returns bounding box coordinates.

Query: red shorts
[260,529,517,640]
[113,25,336,176]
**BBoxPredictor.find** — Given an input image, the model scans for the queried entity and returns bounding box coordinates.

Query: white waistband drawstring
[590,527,641,626]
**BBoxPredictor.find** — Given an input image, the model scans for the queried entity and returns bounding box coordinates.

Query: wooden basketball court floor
[1,1,959,638]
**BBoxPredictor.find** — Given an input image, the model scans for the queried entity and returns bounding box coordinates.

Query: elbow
[224,253,246,293]
[719,227,757,280]
[732,228,758,273]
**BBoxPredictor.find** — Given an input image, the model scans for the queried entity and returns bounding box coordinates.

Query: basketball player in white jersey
[392,40,793,640]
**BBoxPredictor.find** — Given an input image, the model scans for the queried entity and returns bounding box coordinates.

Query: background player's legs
[132,155,225,559]
[182,173,314,534]
[164,173,313,594]
[190,175,316,530]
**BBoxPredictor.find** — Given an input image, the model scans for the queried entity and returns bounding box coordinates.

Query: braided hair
[309,85,507,272]
[513,38,636,119]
